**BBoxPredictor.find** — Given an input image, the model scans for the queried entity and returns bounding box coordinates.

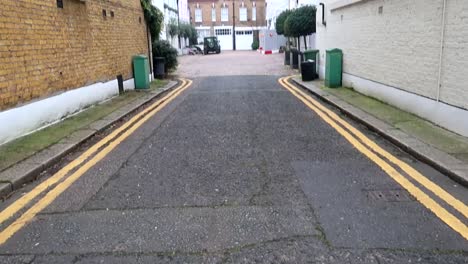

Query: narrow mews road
[0,52,466,263]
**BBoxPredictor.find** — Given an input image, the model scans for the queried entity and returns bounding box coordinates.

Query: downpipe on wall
[436,0,447,102]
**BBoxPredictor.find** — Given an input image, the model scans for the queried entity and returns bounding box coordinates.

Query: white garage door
[215,28,233,51]
[235,30,254,50]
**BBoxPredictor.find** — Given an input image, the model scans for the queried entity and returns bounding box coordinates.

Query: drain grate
[365,189,415,202]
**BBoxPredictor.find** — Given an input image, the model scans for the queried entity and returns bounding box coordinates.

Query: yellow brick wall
[0,0,149,110]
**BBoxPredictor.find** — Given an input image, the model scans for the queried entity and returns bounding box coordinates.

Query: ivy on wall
[141,0,164,40]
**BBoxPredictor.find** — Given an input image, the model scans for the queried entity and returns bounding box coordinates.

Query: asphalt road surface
[0,52,466,263]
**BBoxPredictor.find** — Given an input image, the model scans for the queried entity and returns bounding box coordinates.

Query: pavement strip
[0,79,193,245]
[279,76,468,240]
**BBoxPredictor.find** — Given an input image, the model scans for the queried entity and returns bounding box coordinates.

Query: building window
[221,7,229,22]
[215,28,232,35]
[212,8,216,22]
[239,7,247,21]
[236,30,252,35]
[195,8,202,22]
[252,7,256,21]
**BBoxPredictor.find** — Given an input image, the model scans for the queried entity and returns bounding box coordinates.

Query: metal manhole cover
[365,189,415,202]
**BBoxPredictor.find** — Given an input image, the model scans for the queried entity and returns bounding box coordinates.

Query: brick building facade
[0,0,149,110]
[188,0,266,50]
[189,0,266,27]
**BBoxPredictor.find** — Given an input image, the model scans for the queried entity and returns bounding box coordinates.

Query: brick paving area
[175,51,296,77]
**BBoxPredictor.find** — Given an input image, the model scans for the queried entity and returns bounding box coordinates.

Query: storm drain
[365,189,415,202]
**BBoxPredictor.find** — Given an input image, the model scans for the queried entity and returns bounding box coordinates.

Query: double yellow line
[279,76,468,240]
[0,79,193,245]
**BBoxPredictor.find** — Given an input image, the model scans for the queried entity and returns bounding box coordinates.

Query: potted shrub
[251,39,259,51]
[153,40,178,77]
[276,9,292,65]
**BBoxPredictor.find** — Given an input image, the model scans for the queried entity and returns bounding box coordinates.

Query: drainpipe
[319,3,326,26]
[436,0,447,102]
[146,19,153,81]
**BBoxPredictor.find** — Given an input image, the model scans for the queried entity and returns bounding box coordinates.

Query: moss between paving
[0,80,169,171]
[320,85,468,163]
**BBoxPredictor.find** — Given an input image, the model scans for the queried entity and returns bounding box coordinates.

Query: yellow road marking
[282,76,468,219]
[0,79,190,230]
[279,77,468,240]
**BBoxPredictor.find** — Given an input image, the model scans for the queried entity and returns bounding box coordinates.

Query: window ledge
[329,0,367,11]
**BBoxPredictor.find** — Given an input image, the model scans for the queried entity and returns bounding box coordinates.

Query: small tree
[284,9,302,50]
[167,18,179,45]
[189,26,198,45]
[295,5,316,50]
[275,9,292,36]
[179,23,190,46]
[275,9,292,49]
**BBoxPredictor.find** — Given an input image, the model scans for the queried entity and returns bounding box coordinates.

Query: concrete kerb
[291,77,468,187]
[0,80,179,199]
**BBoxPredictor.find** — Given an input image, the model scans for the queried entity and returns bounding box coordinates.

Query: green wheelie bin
[325,49,343,88]
[133,55,150,89]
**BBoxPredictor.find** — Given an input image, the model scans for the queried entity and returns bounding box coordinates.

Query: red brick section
[187,0,266,28]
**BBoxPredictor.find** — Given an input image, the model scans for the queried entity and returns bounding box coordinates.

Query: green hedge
[153,40,178,72]
[251,40,259,50]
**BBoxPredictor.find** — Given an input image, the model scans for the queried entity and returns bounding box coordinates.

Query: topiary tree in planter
[251,39,259,50]
[284,9,302,50]
[295,5,316,50]
[153,39,178,73]
[275,9,293,49]
[189,26,198,46]
[179,23,190,47]
[167,18,179,46]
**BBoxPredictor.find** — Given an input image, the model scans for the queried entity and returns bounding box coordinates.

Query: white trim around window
[211,8,216,22]
[221,7,229,22]
[239,7,247,21]
[195,8,202,22]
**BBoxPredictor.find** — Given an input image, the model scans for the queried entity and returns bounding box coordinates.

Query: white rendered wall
[0,77,144,145]
[178,0,190,23]
[316,0,468,137]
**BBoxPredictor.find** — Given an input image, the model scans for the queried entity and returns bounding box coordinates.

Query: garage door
[215,28,233,51]
[235,30,254,50]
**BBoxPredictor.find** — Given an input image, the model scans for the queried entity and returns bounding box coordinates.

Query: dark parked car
[204,37,221,55]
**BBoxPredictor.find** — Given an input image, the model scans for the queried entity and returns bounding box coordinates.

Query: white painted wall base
[318,67,468,137]
[0,75,151,146]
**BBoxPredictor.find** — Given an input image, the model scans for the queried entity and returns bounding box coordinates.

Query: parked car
[191,45,203,54]
[203,37,221,55]
[183,46,202,55]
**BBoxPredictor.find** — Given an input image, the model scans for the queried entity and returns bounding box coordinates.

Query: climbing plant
[140,0,164,40]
